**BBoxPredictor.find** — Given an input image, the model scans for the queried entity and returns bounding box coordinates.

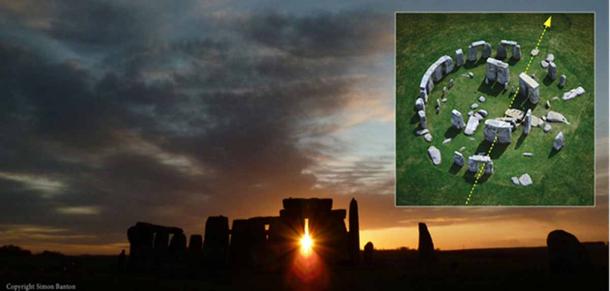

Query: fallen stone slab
[505,108,525,120]
[416,128,429,136]
[523,152,534,157]
[546,111,570,124]
[424,133,433,142]
[478,96,486,103]
[562,87,585,101]
[519,173,533,186]
[511,176,520,185]
[428,146,441,165]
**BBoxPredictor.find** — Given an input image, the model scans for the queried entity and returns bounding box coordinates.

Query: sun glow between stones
[299,218,314,257]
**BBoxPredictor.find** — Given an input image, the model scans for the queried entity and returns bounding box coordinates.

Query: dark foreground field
[1,244,607,290]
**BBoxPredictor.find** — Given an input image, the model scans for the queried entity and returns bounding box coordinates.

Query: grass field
[396,14,594,206]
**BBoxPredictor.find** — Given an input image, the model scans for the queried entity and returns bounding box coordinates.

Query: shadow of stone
[477,79,504,97]
[463,170,491,184]
[507,57,520,66]
[548,147,561,158]
[410,112,419,124]
[515,132,527,149]
[543,74,555,86]
[444,126,461,139]
[475,140,491,154]
[449,163,462,175]
[489,142,509,159]
[510,92,529,110]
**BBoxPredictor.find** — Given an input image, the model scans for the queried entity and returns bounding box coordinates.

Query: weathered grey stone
[467,72,474,78]
[453,151,464,167]
[467,154,491,173]
[485,58,510,86]
[505,108,525,120]
[532,115,544,127]
[511,176,520,185]
[562,86,585,101]
[523,109,532,135]
[442,138,451,144]
[546,53,555,62]
[464,115,480,135]
[459,146,466,152]
[477,109,488,117]
[558,74,567,87]
[531,48,539,56]
[545,100,551,109]
[441,98,447,103]
[523,152,534,157]
[483,119,512,143]
[424,133,433,142]
[455,49,464,66]
[519,173,532,186]
[553,132,564,150]
[548,62,557,80]
[451,109,465,129]
[519,73,540,104]
[418,110,427,128]
[546,111,570,124]
[512,44,521,60]
[427,146,441,165]
[540,60,549,69]
[470,103,479,109]
[467,45,477,62]
[416,128,429,136]
[478,96,486,103]
[543,123,552,133]
[415,98,425,110]
[474,112,484,120]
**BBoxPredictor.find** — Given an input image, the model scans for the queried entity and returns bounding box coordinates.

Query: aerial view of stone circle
[396,13,594,206]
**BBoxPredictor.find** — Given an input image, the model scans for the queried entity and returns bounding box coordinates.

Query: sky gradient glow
[0,0,607,254]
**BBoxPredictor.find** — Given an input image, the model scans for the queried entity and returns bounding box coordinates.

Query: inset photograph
[396,13,594,206]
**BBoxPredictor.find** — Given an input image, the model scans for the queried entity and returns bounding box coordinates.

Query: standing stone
[559,74,567,87]
[348,198,360,265]
[451,109,465,129]
[481,43,492,59]
[484,160,494,175]
[468,155,491,173]
[188,235,203,253]
[203,216,229,264]
[483,119,512,143]
[553,132,564,150]
[444,58,454,73]
[418,110,427,129]
[545,53,555,62]
[363,242,374,265]
[512,44,521,60]
[169,232,187,254]
[523,109,532,135]
[455,49,464,66]
[467,45,477,62]
[427,146,441,165]
[415,98,425,111]
[562,87,585,101]
[547,230,590,275]
[418,223,435,262]
[453,151,464,167]
[519,73,540,104]
[496,44,507,59]
[548,62,557,80]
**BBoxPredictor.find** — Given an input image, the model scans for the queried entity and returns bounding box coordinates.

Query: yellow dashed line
[465,26,548,205]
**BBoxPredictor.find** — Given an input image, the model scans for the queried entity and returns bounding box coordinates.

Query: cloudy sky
[0,0,607,254]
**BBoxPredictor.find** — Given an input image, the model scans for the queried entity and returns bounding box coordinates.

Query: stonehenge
[451,109,465,129]
[418,110,427,128]
[464,114,481,135]
[496,40,521,60]
[455,49,464,66]
[523,109,532,135]
[453,151,465,167]
[419,55,455,101]
[485,58,510,87]
[467,154,494,175]
[428,146,441,165]
[519,72,540,104]
[553,132,565,150]
[483,119,512,143]
[558,74,567,87]
[468,40,492,62]
[128,198,362,269]
[548,61,558,80]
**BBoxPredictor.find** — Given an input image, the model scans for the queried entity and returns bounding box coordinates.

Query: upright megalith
[519,73,540,104]
[547,230,590,274]
[363,242,374,265]
[497,40,521,60]
[418,223,435,262]
[483,119,512,143]
[453,151,465,167]
[427,146,441,166]
[203,215,230,264]
[558,74,567,87]
[523,109,532,135]
[451,109,465,129]
[512,44,522,60]
[553,132,565,151]
[420,56,454,97]
[548,62,558,80]
[455,48,464,66]
[168,232,187,254]
[467,40,491,62]
[485,58,510,87]
[188,235,203,253]
[348,198,360,264]
[467,154,493,174]
[415,98,425,110]
[418,110,427,129]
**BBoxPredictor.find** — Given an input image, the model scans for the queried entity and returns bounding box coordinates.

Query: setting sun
[299,219,314,256]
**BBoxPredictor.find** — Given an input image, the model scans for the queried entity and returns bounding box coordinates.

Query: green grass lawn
[396,13,594,206]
